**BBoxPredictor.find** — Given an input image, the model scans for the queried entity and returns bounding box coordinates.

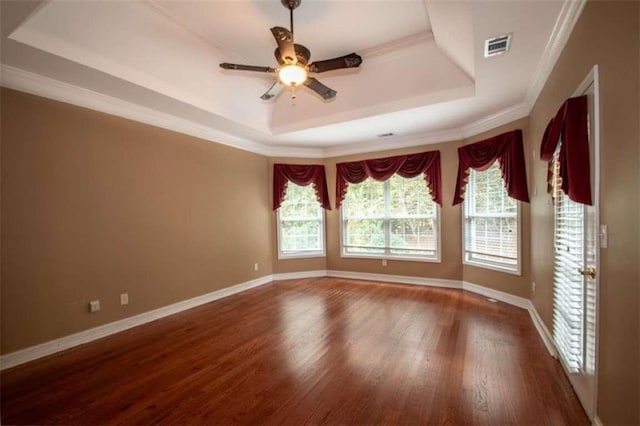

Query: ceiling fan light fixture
[278,65,307,86]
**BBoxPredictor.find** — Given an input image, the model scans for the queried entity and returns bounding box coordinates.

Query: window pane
[345,219,385,249]
[278,183,324,255]
[343,179,385,218]
[464,162,519,270]
[281,220,321,251]
[390,218,436,251]
[279,184,320,220]
[389,175,436,217]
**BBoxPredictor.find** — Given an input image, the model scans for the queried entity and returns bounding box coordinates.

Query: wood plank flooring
[1,277,589,425]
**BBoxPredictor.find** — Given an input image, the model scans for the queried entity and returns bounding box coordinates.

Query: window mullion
[384,180,390,256]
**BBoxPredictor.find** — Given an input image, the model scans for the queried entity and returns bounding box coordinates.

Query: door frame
[555,64,601,421]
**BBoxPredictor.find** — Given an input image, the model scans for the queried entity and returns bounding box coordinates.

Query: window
[341,175,439,261]
[463,162,520,273]
[277,183,325,259]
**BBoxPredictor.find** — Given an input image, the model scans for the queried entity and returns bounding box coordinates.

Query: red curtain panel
[273,164,331,210]
[335,151,442,208]
[453,129,530,205]
[540,95,592,205]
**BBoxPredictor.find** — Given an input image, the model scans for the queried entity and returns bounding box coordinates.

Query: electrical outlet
[532,282,536,296]
[120,293,129,305]
[89,300,100,313]
[254,263,259,271]
[382,259,387,267]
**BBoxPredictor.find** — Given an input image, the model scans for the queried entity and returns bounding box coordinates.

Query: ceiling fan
[219,0,363,101]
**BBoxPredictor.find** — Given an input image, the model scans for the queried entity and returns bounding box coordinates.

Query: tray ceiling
[0,0,578,157]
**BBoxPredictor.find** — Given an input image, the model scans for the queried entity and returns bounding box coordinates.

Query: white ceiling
[0,0,584,157]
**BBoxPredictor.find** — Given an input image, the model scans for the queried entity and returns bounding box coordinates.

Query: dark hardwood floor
[1,277,588,425]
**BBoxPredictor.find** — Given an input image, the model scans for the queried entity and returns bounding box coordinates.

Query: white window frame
[462,166,522,275]
[339,177,441,263]
[276,184,326,260]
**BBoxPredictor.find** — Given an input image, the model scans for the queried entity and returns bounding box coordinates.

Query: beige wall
[529,1,639,424]
[1,88,273,354]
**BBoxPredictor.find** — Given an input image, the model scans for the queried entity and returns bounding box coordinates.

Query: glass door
[552,73,599,419]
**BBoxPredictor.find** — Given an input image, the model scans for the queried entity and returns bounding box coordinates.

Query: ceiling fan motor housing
[274,44,311,66]
[282,0,301,10]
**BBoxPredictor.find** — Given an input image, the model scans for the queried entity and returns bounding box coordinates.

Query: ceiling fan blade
[260,81,284,101]
[308,53,363,73]
[304,78,337,100]
[270,26,297,64]
[220,63,276,73]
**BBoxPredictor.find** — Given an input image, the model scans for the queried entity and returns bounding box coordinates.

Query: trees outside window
[463,162,520,273]
[341,175,439,261]
[277,183,325,258]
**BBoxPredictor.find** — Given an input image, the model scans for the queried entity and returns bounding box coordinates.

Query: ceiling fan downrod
[282,0,301,34]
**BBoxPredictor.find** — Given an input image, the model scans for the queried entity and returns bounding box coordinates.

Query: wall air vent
[484,34,512,57]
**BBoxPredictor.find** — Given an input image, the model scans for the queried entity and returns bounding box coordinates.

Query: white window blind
[341,175,439,261]
[552,151,597,374]
[463,162,520,273]
[277,183,325,258]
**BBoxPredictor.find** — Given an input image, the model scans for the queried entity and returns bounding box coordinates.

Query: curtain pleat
[273,164,330,210]
[453,129,530,205]
[335,151,442,208]
[539,95,592,205]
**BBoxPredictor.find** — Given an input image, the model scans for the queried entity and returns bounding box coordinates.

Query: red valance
[273,164,330,210]
[453,129,530,205]
[335,150,442,208]
[539,95,592,205]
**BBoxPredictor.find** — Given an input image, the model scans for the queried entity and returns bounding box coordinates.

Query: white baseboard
[272,270,327,280]
[1,269,555,374]
[327,270,461,289]
[527,301,558,358]
[0,274,274,370]
[461,281,530,310]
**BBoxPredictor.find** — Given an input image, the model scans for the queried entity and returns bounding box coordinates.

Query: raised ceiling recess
[0,0,575,156]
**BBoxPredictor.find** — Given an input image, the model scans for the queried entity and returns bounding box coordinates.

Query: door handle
[578,267,596,279]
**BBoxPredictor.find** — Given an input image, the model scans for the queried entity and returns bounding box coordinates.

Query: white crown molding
[266,145,326,159]
[524,0,587,110]
[360,31,434,59]
[0,65,273,156]
[321,128,465,158]
[0,274,274,370]
[321,102,529,158]
[460,102,529,139]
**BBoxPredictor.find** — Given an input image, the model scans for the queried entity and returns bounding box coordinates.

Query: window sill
[278,252,326,261]
[341,253,441,263]
[463,259,521,276]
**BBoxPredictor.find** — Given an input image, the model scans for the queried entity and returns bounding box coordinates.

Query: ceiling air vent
[377,132,395,138]
[484,34,512,57]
